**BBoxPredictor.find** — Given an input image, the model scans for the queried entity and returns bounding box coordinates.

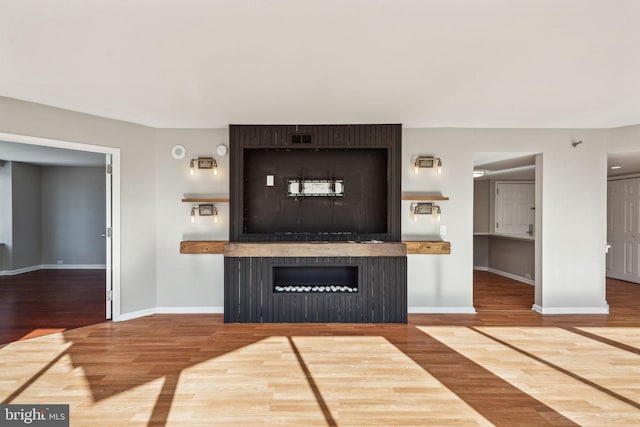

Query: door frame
[0,131,122,321]
[472,152,542,312]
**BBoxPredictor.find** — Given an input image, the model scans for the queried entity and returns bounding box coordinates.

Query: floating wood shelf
[401,192,449,201]
[180,241,226,254]
[180,241,451,255]
[404,241,451,254]
[181,197,230,203]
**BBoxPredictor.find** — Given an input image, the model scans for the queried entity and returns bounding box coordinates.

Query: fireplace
[224,252,406,323]
[273,266,359,294]
[224,124,406,323]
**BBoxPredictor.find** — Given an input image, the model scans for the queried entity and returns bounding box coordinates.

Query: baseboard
[156,306,224,314]
[409,306,477,314]
[473,265,489,271]
[531,304,610,314]
[117,306,224,322]
[0,264,106,276]
[41,264,106,270]
[0,265,42,276]
[118,308,157,322]
[485,267,535,286]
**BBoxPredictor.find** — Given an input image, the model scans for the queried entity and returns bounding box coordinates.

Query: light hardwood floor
[1,274,639,426]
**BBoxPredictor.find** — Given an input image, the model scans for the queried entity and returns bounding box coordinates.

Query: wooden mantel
[224,242,406,257]
[180,241,451,255]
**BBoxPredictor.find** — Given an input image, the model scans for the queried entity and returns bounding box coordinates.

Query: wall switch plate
[266,175,274,186]
[440,225,447,235]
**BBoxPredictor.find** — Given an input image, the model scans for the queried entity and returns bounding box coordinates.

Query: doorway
[473,153,538,311]
[0,132,120,326]
[606,150,640,285]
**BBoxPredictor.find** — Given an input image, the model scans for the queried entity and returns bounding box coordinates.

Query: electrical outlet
[440,225,447,236]
[266,175,274,187]
[56,260,63,265]
[525,273,532,279]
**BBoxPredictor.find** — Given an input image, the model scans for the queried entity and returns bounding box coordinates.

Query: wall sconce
[190,204,219,223]
[413,156,442,175]
[411,202,442,222]
[190,157,218,176]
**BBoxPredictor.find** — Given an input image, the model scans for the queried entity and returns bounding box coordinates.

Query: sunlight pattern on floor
[169,335,491,426]
[0,333,165,426]
[1,333,492,426]
[576,327,640,350]
[418,326,640,426]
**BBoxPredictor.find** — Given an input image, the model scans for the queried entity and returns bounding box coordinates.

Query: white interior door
[607,177,640,283]
[621,178,639,282]
[495,182,535,235]
[105,154,113,319]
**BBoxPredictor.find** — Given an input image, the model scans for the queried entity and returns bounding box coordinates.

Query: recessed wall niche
[230,124,402,242]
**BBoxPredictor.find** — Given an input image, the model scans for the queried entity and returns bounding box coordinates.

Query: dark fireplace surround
[224,124,407,323]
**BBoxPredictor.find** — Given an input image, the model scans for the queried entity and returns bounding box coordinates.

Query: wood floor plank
[0,274,639,425]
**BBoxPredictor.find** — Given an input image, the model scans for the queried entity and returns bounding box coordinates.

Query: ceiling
[1,0,639,129]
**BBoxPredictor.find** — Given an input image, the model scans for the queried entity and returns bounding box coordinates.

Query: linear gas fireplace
[273,266,359,294]
[224,124,407,323]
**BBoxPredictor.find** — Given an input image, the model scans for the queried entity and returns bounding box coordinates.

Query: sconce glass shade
[190,157,218,176]
[414,156,442,174]
[411,202,441,223]
[190,204,219,224]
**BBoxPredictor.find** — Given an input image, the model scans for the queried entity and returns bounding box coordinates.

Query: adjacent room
[0,142,108,344]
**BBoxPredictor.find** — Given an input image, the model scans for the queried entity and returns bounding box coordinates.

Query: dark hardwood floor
[0,269,106,345]
[474,269,534,311]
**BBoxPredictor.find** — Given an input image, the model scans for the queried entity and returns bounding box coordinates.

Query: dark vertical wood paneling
[225,124,406,323]
[224,256,407,323]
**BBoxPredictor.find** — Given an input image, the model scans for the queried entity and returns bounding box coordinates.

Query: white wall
[153,129,228,311]
[608,124,640,152]
[0,96,615,316]
[402,128,609,313]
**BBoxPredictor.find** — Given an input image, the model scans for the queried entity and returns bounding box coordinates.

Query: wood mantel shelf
[224,242,407,257]
[180,241,451,255]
